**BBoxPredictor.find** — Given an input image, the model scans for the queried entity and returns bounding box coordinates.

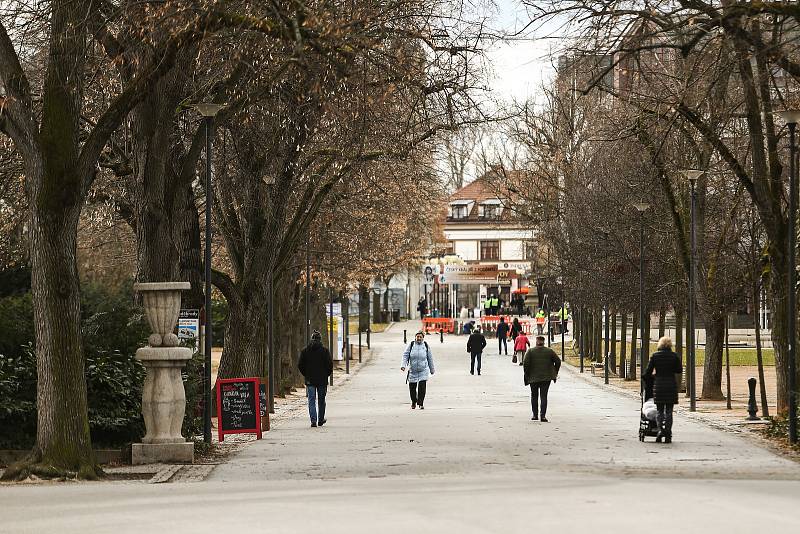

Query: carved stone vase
[132,282,194,464]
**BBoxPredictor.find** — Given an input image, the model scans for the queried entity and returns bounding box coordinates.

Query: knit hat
[311,330,322,341]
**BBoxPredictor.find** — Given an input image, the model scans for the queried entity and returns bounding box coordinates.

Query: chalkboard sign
[216,377,263,441]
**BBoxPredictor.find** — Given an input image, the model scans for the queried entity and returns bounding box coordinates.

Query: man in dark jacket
[523,336,561,422]
[643,336,683,443]
[298,330,334,427]
[466,326,487,375]
[496,316,510,355]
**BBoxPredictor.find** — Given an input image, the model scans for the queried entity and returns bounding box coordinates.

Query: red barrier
[422,318,454,334]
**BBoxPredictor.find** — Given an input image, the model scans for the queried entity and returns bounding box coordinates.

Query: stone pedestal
[133,347,194,464]
[132,282,195,465]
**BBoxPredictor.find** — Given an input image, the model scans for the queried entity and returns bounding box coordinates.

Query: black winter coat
[643,349,682,404]
[298,341,333,386]
[466,332,487,354]
[496,322,510,339]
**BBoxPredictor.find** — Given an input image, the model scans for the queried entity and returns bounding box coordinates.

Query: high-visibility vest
[560,306,568,319]
[491,297,499,307]
[483,299,491,309]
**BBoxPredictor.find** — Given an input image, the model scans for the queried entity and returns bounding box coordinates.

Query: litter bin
[391,309,400,322]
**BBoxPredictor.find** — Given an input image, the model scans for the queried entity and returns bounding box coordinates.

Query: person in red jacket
[513,331,530,365]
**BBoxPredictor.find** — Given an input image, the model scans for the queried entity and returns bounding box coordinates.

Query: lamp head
[193,103,225,117]
[777,109,800,125]
[681,169,703,187]
[633,202,651,213]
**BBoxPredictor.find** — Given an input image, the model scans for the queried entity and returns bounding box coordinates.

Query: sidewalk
[555,343,797,461]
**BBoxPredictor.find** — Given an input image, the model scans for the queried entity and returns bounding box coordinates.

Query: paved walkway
[2,322,800,533]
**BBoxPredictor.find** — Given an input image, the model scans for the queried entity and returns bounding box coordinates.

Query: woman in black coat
[643,336,683,443]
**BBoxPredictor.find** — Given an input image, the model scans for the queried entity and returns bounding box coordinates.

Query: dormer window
[480,199,502,219]
[449,200,472,219]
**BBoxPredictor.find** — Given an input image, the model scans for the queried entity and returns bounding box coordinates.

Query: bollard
[747,377,759,420]
[359,330,362,363]
[404,329,407,344]
[440,329,444,343]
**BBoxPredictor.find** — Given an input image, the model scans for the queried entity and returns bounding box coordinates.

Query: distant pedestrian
[402,331,435,409]
[482,297,491,317]
[559,304,569,333]
[490,294,499,315]
[510,317,522,341]
[298,330,334,428]
[466,325,487,375]
[463,320,475,335]
[523,335,561,422]
[643,336,682,443]
[535,308,546,335]
[496,316,509,355]
[417,297,428,319]
[513,331,530,365]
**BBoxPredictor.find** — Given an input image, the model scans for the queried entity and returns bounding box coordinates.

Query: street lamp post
[778,110,800,444]
[194,102,224,445]
[682,169,703,412]
[633,202,650,395]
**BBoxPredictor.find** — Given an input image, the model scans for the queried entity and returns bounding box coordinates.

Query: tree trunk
[16,183,99,479]
[701,311,726,400]
[610,310,617,374]
[725,315,732,409]
[359,284,370,331]
[217,291,268,379]
[658,307,666,338]
[629,312,638,380]
[768,267,792,414]
[642,312,652,369]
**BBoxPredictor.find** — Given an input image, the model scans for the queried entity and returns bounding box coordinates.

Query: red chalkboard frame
[216,377,263,442]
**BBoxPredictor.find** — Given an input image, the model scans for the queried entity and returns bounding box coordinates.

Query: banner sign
[178,309,199,340]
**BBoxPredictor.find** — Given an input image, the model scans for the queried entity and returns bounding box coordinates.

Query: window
[480,240,500,261]
[523,241,537,261]
[482,204,499,219]
[445,241,455,255]
[451,205,468,219]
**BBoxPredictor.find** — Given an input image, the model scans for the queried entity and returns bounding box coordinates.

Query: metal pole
[305,236,311,342]
[561,300,565,362]
[579,306,584,373]
[689,181,697,411]
[788,122,798,443]
[639,210,647,396]
[203,116,213,445]
[329,289,334,386]
[358,329,362,363]
[268,269,275,414]
[604,304,609,385]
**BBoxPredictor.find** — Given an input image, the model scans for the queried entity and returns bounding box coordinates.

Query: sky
[483,0,561,104]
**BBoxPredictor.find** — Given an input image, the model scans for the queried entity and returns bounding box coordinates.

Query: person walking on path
[417,297,428,319]
[523,335,561,422]
[298,330,334,428]
[402,331,436,409]
[643,336,683,443]
[466,325,487,375]
[496,316,510,355]
[513,330,530,365]
[510,317,522,341]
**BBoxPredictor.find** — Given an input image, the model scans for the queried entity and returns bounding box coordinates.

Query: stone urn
[132,282,194,464]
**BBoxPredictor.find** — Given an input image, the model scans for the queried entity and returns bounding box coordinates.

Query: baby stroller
[638,375,659,442]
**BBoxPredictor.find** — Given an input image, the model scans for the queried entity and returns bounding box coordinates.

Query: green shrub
[0,281,207,449]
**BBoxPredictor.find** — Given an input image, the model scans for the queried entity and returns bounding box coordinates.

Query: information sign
[216,377,263,441]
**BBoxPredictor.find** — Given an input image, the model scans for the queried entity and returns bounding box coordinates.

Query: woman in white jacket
[402,331,436,409]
